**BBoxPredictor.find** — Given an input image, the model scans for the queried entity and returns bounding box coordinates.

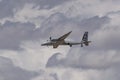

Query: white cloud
[91,18,120,50]
[1,0,120,27]
[47,48,120,69]
[32,67,120,80]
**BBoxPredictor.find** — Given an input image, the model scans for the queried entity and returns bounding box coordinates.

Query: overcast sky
[0,0,120,80]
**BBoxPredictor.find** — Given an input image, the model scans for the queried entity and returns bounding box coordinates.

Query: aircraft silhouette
[41,31,91,48]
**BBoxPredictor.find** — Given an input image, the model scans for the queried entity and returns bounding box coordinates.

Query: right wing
[52,31,72,48]
[58,31,72,40]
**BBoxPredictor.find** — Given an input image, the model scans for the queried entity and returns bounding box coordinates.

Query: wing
[52,31,72,48]
[58,31,72,40]
[41,42,53,46]
[53,31,72,48]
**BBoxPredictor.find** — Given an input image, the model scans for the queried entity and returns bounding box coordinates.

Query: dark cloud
[0,0,26,18]
[0,56,39,80]
[30,0,69,9]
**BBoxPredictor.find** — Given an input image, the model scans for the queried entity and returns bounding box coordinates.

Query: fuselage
[41,39,70,46]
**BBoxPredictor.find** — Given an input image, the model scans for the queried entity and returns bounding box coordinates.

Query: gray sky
[0,0,120,80]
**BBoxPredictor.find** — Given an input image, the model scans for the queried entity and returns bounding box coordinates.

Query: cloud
[0,0,27,19]
[0,21,37,50]
[91,11,120,50]
[0,0,68,18]
[0,0,120,80]
[46,48,120,69]
[31,0,69,9]
[40,14,109,38]
[32,67,120,80]
[0,56,38,80]
[91,25,120,50]
[32,72,58,80]
[0,41,70,71]
[0,0,68,26]
[0,0,118,25]
[46,49,120,80]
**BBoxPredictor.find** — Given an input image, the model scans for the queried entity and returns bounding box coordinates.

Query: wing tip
[68,31,72,34]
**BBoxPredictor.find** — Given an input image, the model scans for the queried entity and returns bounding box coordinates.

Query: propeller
[47,37,52,42]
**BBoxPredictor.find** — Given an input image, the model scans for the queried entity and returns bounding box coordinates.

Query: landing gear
[81,44,83,47]
[49,37,52,41]
[70,45,72,47]
[67,43,72,47]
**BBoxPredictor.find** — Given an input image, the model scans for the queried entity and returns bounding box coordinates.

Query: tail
[81,32,91,47]
[82,32,88,41]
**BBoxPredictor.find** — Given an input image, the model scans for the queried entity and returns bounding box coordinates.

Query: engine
[67,43,72,47]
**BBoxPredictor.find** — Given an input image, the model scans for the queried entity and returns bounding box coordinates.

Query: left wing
[41,42,53,46]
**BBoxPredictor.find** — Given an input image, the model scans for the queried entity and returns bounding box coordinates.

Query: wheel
[70,45,72,47]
